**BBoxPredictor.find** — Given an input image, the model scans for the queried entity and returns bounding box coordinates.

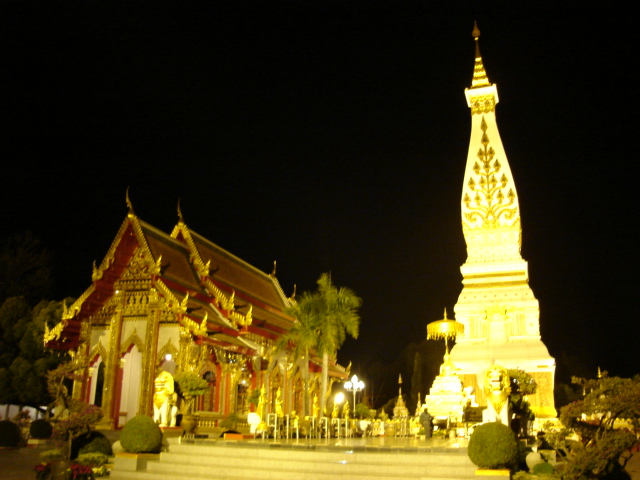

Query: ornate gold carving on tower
[470,95,496,115]
[463,117,518,231]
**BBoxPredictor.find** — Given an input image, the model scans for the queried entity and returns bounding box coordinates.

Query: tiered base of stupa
[424,372,465,421]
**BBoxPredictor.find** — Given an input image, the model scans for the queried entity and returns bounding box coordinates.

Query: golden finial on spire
[270,261,277,277]
[471,21,491,89]
[289,284,297,301]
[472,20,480,40]
[125,187,135,217]
[177,198,184,224]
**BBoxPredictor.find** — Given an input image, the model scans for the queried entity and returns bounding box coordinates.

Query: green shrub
[39,448,64,462]
[77,432,112,457]
[30,419,53,439]
[76,452,109,466]
[533,461,555,475]
[119,415,163,453]
[0,420,22,447]
[72,430,112,459]
[468,421,518,469]
[219,413,240,430]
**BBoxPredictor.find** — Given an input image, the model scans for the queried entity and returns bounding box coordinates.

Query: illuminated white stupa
[449,24,556,418]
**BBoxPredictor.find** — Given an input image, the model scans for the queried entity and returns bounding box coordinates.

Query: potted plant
[173,371,209,434]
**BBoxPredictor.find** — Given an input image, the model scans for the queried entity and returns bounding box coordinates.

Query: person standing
[419,406,433,439]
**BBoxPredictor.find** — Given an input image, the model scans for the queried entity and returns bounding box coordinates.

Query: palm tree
[276,292,319,417]
[315,274,361,416]
[277,273,361,417]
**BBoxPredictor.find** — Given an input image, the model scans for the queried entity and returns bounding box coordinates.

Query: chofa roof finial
[125,187,135,217]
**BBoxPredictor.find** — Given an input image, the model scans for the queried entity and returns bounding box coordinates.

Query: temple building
[449,25,556,418]
[44,199,347,428]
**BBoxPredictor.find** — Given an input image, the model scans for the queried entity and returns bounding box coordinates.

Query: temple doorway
[118,345,142,427]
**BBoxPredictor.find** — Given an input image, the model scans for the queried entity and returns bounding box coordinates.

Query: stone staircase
[111,438,506,480]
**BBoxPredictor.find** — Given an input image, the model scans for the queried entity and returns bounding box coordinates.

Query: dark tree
[0,297,69,408]
[554,375,640,479]
[0,232,53,305]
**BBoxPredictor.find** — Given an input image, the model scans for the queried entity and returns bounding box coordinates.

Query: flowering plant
[67,462,94,480]
[52,405,103,441]
[34,460,109,480]
[34,462,51,480]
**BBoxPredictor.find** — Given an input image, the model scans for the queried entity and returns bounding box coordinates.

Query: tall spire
[461,22,519,262]
[471,21,491,89]
[451,24,556,419]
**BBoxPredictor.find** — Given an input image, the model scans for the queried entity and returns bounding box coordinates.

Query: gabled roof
[45,207,295,350]
[170,219,295,331]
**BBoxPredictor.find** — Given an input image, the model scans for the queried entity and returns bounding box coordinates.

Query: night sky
[1,1,637,388]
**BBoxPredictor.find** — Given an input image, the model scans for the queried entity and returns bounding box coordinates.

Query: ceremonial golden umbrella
[426,309,464,358]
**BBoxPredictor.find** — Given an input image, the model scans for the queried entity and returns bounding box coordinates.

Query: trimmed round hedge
[119,415,163,453]
[0,420,22,447]
[30,419,53,439]
[468,421,518,469]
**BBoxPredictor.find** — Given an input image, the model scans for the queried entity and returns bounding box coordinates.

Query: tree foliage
[277,289,324,415]
[0,297,70,407]
[0,232,53,306]
[281,273,361,416]
[553,375,640,479]
[508,368,537,418]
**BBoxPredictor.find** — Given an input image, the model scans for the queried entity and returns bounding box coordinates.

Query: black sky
[1,1,637,382]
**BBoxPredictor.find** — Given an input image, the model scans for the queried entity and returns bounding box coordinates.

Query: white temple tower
[449,24,556,418]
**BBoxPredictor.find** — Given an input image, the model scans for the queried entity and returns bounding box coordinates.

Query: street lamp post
[344,374,365,410]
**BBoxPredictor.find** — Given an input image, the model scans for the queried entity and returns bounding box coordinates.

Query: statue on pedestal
[483,364,511,425]
[275,387,284,418]
[153,367,175,427]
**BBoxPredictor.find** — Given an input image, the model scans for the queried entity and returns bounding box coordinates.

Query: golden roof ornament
[125,187,135,217]
[471,21,491,89]
[177,198,184,224]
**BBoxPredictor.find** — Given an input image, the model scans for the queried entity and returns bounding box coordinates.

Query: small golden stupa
[424,309,466,421]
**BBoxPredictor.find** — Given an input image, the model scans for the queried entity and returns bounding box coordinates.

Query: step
[110,440,505,480]
[167,441,473,466]
[149,453,476,478]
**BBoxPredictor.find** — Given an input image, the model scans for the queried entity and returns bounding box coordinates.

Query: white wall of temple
[90,327,110,353]
[120,319,147,347]
[157,324,180,362]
